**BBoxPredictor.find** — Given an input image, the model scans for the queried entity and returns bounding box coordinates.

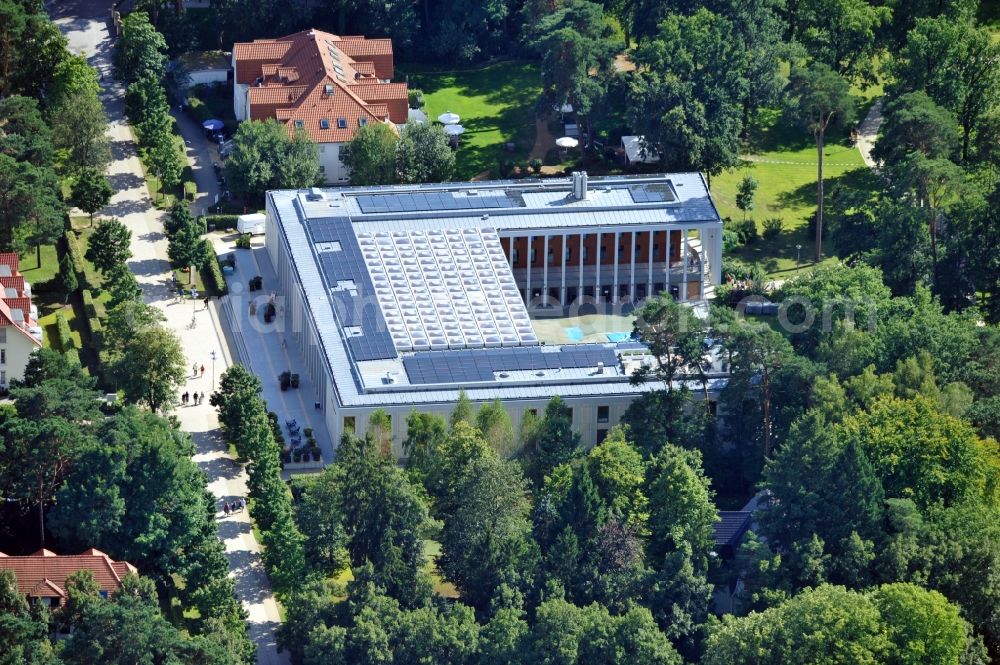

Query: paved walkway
[856,99,883,169]
[212,239,335,463]
[51,2,287,663]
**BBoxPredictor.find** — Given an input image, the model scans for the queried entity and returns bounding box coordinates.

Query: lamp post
[796,244,802,267]
[210,350,217,391]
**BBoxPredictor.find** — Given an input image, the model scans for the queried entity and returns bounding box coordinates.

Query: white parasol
[438,111,461,125]
[443,124,466,136]
[555,136,579,148]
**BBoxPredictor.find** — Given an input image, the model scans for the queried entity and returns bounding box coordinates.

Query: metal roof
[265,172,726,409]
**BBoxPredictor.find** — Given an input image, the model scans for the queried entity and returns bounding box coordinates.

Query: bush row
[63,231,87,289]
[81,289,104,350]
[54,311,75,351]
[200,214,240,231]
[200,240,228,296]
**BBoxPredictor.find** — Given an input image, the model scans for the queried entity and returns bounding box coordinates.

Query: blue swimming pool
[564,326,584,342]
[606,332,631,343]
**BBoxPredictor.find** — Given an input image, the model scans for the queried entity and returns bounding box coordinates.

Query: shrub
[80,290,104,349]
[184,181,197,200]
[407,88,424,109]
[63,232,87,288]
[55,311,75,351]
[528,158,543,174]
[202,214,240,231]
[722,229,742,252]
[730,217,758,244]
[197,239,228,296]
[762,217,783,239]
[303,427,313,438]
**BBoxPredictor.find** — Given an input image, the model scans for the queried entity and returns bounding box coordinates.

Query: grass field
[711,99,879,277]
[403,61,541,180]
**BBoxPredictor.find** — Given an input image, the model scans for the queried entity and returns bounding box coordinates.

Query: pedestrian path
[856,99,883,169]
[51,3,288,662]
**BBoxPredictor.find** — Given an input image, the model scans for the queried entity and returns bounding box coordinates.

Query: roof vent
[308,187,325,201]
[596,361,604,374]
[571,171,589,200]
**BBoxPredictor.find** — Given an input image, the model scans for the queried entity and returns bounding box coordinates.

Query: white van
[236,213,265,236]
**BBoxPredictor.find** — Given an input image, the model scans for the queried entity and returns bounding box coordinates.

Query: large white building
[232,29,408,184]
[0,253,42,392]
[264,173,725,456]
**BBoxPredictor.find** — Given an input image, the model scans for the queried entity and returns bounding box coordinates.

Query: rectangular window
[527,408,538,417]
[293,120,304,129]
[566,408,573,422]
[512,249,520,264]
[530,248,536,263]
[358,117,368,127]
[337,117,348,129]
[618,245,624,257]
[323,83,334,95]
[596,428,609,444]
[344,416,356,434]
[708,401,718,416]
[583,246,590,261]
[0,349,5,364]
[635,244,642,257]
[319,118,330,129]
[565,246,572,261]
[597,405,609,423]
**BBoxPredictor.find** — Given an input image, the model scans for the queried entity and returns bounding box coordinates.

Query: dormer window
[358,117,368,127]
[323,83,334,95]
[294,120,304,129]
[320,118,330,129]
[336,117,348,129]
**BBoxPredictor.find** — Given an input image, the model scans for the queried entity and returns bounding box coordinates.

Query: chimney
[572,171,589,200]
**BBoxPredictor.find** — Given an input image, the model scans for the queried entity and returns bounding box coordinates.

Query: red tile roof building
[0,549,137,605]
[232,30,409,183]
[0,253,41,390]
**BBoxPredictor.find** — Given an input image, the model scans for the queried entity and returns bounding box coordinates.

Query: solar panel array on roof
[356,190,522,214]
[629,183,677,203]
[307,216,397,361]
[402,344,617,385]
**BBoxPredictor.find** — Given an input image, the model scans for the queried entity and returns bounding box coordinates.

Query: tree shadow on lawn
[744,107,857,155]
[776,166,880,211]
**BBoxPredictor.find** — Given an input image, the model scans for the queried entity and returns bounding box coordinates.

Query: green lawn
[711,100,879,277]
[403,61,541,180]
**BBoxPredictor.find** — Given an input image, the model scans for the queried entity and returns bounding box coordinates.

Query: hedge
[200,240,228,296]
[201,214,239,231]
[81,289,104,350]
[63,231,87,289]
[55,311,75,351]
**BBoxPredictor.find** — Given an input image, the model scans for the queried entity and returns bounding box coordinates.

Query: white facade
[318,143,350,184]
[0,325,40,391]
[261,175,727,459]
[186,68,228,88]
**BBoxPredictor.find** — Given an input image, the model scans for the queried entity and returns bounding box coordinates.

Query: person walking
[241,498,247,512]
[200,364,205,377]
[223,502,230,517]
[193,362,199,377]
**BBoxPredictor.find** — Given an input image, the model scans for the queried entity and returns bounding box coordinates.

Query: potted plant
[280,450,291,463]
[303,427,313,438]
[290,373,299,389]
[292,449,302,463]
[311,447,321,462]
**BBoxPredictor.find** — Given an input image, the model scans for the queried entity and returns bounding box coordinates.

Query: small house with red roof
[232,30,409,184]
[0,548,137,607]
[0,253,42,390]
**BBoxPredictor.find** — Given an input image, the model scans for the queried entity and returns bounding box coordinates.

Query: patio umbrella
[202,119,224,131]
[443,124,465,136]
[555,136,579,148]
[438,111,461,125]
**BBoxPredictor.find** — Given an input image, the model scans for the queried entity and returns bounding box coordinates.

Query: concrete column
[647,229,654,297]
[542,234,549,307]
[526,234,532,307]
[595,231,601,303]
[560,233,567,306]
[629,229,637,302]
[612,230,620,304]
[665,230,671,300]
[682,228,689,302]
[698,228,705,299]
[579,233,585,300]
